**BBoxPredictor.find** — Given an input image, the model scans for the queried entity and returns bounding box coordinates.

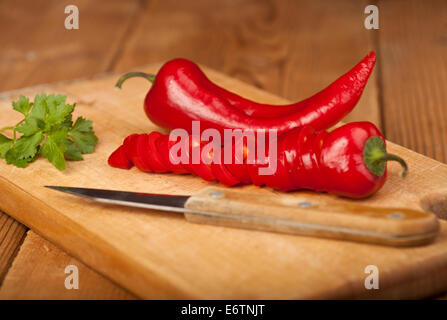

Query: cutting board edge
[315,243,447,299]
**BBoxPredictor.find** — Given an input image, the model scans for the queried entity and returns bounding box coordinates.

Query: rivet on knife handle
[184,187,439,246]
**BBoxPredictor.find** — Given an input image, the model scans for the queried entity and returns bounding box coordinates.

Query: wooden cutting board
[1,64,447,299]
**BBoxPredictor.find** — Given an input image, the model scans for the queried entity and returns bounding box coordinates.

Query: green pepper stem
[373,153,408,178]
[115,72,156,89]
[363,136,408,178]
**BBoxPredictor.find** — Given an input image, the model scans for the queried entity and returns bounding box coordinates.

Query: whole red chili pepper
[115,52,376,135]
[108,121,407,199]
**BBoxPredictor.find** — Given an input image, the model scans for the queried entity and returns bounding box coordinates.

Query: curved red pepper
[108,121,407,199]
[116,52,376,135]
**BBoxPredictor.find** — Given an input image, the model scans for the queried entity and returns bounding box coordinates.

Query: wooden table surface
[0,0,446,299]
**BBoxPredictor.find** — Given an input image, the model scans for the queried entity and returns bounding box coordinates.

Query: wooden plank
[0,66,447,299]
[0,0,140,91]
[0,0,141,298]
[378,0,447,162]
[0,212,27,284]
[377,0,447,298]
[113,0,380,127]
[0,231,136,299]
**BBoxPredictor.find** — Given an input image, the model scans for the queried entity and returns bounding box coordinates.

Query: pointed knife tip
[44,185,74,193]
[45,185,64,190]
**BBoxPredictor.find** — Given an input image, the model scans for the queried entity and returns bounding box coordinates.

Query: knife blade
[46,185,189,213]
[45,185,439,247]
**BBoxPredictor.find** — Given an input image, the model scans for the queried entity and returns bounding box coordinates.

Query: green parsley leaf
[30,94,48,121]
[0,94,98,170]
[0,133,13,158]
[46,95,74,128]
[16,118,43,136]
[5,150,29,168]
[68,117,98,154]
[12,95,32,115]
[9,132,44,160]
[4,132,43,168]
[61,113,73,129]
[40,128,68,170]
[64,139,83,161]
[40,138,65,170]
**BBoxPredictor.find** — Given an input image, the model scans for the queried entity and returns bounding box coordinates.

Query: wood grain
[377,0,447,162]
[376,2,447,297]
[0,231,136,299]
[0,0,141,91]
[113,0,380,127]
[0,66,447,299]
[185,187,439,247]
[0,212,27,285]
[0,0,142,298]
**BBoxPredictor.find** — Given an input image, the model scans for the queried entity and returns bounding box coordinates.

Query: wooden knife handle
[184,187,439,246]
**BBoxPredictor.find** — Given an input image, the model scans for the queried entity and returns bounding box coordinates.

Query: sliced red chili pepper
[108,145,132,169]
[177,135,194,173]
[123,133,139,164]
[286,126,314,190]
[156,135,188,174]
[109,121,408,199]
[280,128,302,189]
[265,135,294,191]
[211,162,240,187]
[245,140,271,187]
[297,126,321,191]
[155,135,173,171]
[167,136,189,174]
[189,140,216,181]
[225,139,251,184]
[130,134,153,172]
[145,131,169,173]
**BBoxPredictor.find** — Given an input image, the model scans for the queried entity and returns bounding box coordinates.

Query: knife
[45,185,439,246]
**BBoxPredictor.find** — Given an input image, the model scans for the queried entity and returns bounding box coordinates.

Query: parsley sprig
[0,94,98,170]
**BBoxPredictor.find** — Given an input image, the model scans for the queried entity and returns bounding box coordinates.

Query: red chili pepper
[115,52,375,135]
[107,145,132,169]
[108,122,407,199]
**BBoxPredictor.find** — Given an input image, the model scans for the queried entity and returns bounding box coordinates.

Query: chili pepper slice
[225,141,251,184]
[163,135,189,174]
[210,150,240,186]
[144,132,169,173]
[108,145,132,169]
[130,134,153,172]
[155,135,176,172]
[265,133,294,191]
[189,140,216,181]
[123,134,139,158]
[123,134,141,169]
